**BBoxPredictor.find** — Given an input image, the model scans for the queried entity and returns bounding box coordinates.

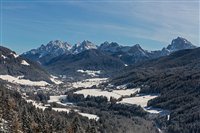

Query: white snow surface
[144,107,167,114]
[11,52,19,58]
[112,88,140,96]
[77,70,101,77]
[27,97,99,120]
[1,54,7,59]
[167,114,170,121]
[26,99,47,110]
[118,94,170,114]
[51,104,99,120]
[79,112,99,121]
[72,78,108,88]
[24,92,99,121]
[48,95,67,103]
[75,88,140,100]
[118,94,158,107]
[50,75,63,84]
[21,60,30,66]
[0,75,49,86]
[52,108,70,113]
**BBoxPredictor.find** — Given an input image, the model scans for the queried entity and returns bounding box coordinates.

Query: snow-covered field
[71,78,108,88]
[0,75,49,86]
[77,70,101,77]
[48,95,67,103]
[112,88,140,96]
[52,108,71,113]
[75,88,140,100]
[26,98,99,120]
[47,95,99,120]
[50,75,63,85]
[52,107,99,120]
[26,99,47,110]
[79,112,99,121]
[144,107,167,114]
[118,94,158,107]
[48,92,167,115]
[117,94,169,114]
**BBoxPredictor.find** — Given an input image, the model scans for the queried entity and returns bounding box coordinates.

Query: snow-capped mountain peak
[23,40,72,57]
[71,40,97,54]
[166,37,196,52]
[22,37,197,66]
[128,44,149,57]
[81,40,97,49]
[45,40,72,51]
[99,42,121,53]
[22,40,72,64]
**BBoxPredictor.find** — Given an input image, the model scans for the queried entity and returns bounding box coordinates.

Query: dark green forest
[0,85,158,133]
[110,48,200,133]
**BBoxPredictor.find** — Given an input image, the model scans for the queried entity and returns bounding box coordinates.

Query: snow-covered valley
[0,71,167,117]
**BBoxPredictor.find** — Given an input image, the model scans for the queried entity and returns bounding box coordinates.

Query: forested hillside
[0,84,158,133]
[110,48,200,133]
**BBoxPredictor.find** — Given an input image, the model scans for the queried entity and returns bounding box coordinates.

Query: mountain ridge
[0,46,52,83]
[23,37,197,62]
[21,37,197,75]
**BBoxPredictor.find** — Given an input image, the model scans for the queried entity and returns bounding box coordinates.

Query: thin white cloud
[2,0,199,51]
[68,1,199,45]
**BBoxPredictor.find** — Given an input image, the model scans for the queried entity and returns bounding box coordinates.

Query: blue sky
[0,0,199,54]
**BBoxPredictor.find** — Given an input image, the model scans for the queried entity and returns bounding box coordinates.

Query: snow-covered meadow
[71,78,108,88]
[74,88,140,100]
[25,96,99,120]
[0,75,49,86]
[118,94,169,114]
[48,95,67,103]
[50,75,63,85]
[118,94,158,107]
[0,74,63,86]
[77,70,101,77]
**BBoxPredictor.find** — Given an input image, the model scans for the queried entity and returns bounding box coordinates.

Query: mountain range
[0,37,199,133]
[22,37,196,76]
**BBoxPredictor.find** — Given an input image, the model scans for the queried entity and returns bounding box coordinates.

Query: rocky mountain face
[114,44,150,64]
[0,46,51,82]
[167,37,196,52]
[22,37,197,75]
[22,40,97,64]
[98,37,196,64]
[22,40,72,64]
[71,40,97,54]
[149,37,196,58]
